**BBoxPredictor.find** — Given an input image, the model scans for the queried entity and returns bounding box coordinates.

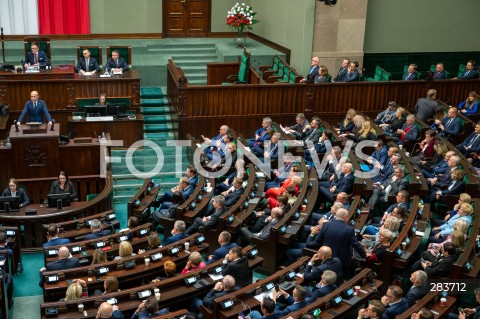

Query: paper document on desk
[113,70,122,75]
[254,290,273,302]
[100,74,111,78]
[208,273,223,281]
[279,124,289,133]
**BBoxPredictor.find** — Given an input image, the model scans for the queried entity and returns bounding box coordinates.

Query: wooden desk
[0,124,104,185]
[67,115,144,148]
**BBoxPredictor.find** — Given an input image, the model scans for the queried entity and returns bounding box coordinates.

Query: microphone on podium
[14,120,19,132]
[50,119,55,131]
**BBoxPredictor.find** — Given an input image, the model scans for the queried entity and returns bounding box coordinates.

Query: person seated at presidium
[456,60,478,80]
[75,48,101,75]
[404,64,418,80]
[95,93,108,106]
[105,49,129,72]
[1,178,30,208]
[433,63,446,80]
[314,65,330,83]
[300,57,320,83]
[17,90,52,125]
[49,171,78,201]
[24,42,49,68]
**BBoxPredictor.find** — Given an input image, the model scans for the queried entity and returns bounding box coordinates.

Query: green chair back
[24,37,51,60]
[288,71,297,83]
[238,59,248,82]
[269,56,280,72]
[458,64,466,78]
[107,46,132,66]
[278,66,290,82]
[275,61,285,77]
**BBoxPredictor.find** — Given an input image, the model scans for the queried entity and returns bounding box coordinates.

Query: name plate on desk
[86,116,114,122]
[74,137,93,144]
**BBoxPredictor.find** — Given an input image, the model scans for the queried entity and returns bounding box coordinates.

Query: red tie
[34,54,38,64]
[401,126,410,141]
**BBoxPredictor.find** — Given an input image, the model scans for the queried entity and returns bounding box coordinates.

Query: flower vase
[234,29,247,48]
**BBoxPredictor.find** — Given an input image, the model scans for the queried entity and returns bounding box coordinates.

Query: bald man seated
[39,246,80,286]
[96,301,124,319]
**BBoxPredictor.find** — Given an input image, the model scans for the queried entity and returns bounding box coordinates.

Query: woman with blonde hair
[64,279,88,301]
[355,120,376,142]
[339,114,365,139]
[114,241,135,260]
[91,248,108,265]
[337,108,357,134]
[180,252,206,274]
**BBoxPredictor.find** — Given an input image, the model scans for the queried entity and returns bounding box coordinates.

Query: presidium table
[0,65,141,137]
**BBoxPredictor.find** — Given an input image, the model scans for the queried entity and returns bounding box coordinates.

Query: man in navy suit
[221,178,245,208]
[105,50,129,72]
[186,195,227,234]
[206,231,237,265]
[308,209,366,278]
[245,296,280,319]
[405,270,428,306]
[427,155,460,193]
[332,58,350,82]
[369,165,409,212]
[368,140,389,167]
[24,42,49,67]
[43,224,71,247]
[202,124,230,155]
[154,167,197,208]
[318,163,354,202]
[307,270,338,304]
[273,285,308,316]
[221,246,251,287]
[403,64,418,80]
[302,246,343,287]
[435,107,462,138]
[84,219,111,240]
[250,117,272,155]
[300,57,320,83]
[457,122,480,158]
[157,177,194,210]
[97,302,124,319]
[163,220,188,245]
[433,63,446,80]
[284,113,310,140]
[75,48,101,75]
[394,114,419,144]
[262,132,281,161]
[380,285,409,319]
[345,61,360,82]
[17,91,52,124]
[39,246,80,286]
[457,60,478,79]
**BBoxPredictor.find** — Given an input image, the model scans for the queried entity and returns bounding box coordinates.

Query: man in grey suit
[415,89,443,123]
[185,195,226,234]
[369,165,409,212]
[236,207,283,247]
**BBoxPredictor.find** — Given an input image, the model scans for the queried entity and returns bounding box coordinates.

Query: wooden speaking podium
[8,123,60,179]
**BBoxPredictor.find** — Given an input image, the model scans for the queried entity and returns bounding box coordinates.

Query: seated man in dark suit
[457,122,480,158]
[405,270,428,306]
[221,246,251,287]
[262,132,281,161]
[24,42,49,67]
[84,219,111,240]
[318,163,354,203]
[131,296,168,319]
[358,300,386,319]
[345,61,360,82]
[206,231,237,265]
[43,224,71,247]
[163,220,189,245]
[407,242,457,279]
[220,178,245,208]
[369,165,409,213]
[157,177,194,210]
[236,207,283,247]
[332,58,350,82]
[301,117,323,147]
[393,114,419,145]
[97,302,124,319]
[249,117,272,152]
[273,285,308,316]
[447,288,480,319]
[301,246,343,287]
[75,48,101,75]
[380,285,409,319]
[105,50,129,73]
[434,107,462,138]
[185,195,226,234]
[39,246,80,286]
[191,275,237,317]
[427,155,460,195]
[457,60,478,79]
[284,113,310,140]
[307,270,338,303]
[244,296,279,319]
[403,64,418,80]
[433,63,446,80]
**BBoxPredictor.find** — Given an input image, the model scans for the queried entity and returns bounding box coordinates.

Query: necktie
[468,134,479,148]
[86,59,89,71]
[465,70,470,76]
[116,60,118,67]
[34,53,38,64]
[34,102,37,109]
[446,118,453,128]
[269,144,277,156]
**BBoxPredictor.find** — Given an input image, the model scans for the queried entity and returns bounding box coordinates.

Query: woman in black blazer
[1,178,30,208]
[49,171,77,201]
[380,107,406,133]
